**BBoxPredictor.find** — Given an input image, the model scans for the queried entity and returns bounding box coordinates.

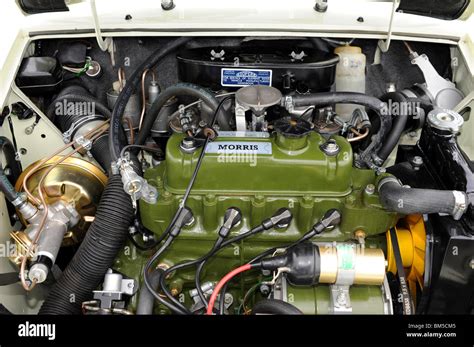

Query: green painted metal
[117,132,398,313]
[163,132,353,195]
[141,132,397,241]
[286,284,386,314]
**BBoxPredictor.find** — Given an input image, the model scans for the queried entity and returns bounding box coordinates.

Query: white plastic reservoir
[334,46,366,120]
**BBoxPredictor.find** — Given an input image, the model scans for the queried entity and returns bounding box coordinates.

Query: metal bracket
[329,284,352,314]
[378,0,401,53]
[234,102,248,132]
[381,275,394,315]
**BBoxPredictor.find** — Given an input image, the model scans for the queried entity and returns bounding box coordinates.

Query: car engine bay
[1,35,473,316]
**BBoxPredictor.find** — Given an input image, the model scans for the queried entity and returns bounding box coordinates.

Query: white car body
[0,0,473,314]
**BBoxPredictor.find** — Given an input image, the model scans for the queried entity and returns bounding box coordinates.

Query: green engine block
[117,131,397,312]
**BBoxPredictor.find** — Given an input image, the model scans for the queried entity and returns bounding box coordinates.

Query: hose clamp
[377,176,401,192]
[75,136,93,158]
[283,95,294,113]
[452,191,467,220]
[11,193,27,208]
[62,115,105,143]
[371,153,385,167]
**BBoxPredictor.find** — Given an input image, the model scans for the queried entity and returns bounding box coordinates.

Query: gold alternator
[386,214,426,302]
[13,156,107,248]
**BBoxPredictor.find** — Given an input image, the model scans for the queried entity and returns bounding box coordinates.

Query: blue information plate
[221,68,272,87]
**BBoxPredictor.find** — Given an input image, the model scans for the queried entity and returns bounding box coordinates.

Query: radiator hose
[39,174,134,314]
[376,92,410,163]
[378,177,468,220]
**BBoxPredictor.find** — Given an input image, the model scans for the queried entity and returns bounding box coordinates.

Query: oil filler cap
[273,117,312,138]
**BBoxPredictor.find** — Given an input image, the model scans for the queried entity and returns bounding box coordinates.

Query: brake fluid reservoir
[334,46,366,120]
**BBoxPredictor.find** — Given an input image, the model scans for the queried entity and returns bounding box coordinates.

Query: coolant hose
[136,269,163,315]
[39,174,134,314]
[252,299,303,315]
[109,37,192,162]
[135,83,232,148]
[47,92,113,172]
[376,92,409,162]
[378,177,468,219]
[292,92,391,168]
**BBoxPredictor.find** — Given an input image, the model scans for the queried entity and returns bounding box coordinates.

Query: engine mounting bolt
[254,194,265,205]
[469,258,474,270]
[180,138,198,154]
[320,139,340,156]
[205,194,216,204]
[336,292,347,305]
[365,184,375,195]
[411,156,423,170]
[302,195,313,206]
[156,177,163,189]
[346,195,356,205]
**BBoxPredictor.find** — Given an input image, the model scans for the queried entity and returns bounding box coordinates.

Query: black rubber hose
[309,37,330,52]
[109,37,192,162]
[39,174,134,315]
[378,178,465,217]
[0,136,22,178]
[0,172,18,202]
[89,135,113,173]
[292,92,391,168]
[136,269,163,315]
[47,93,111,126]
[252,299,303,315]
[134,83,231,148]
[48,92,113,172]
[376,92,409,162]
